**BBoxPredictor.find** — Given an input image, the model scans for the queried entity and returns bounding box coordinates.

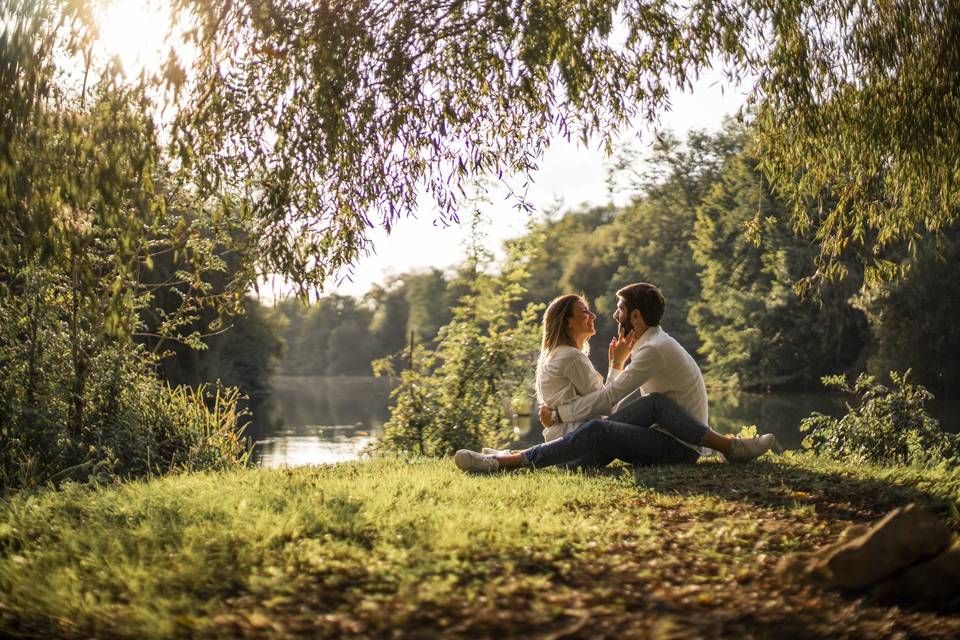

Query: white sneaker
[454,449,500,473]
[481,447,509,456]
[724,433,776,463]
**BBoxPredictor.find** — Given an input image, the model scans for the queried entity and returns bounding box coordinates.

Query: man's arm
[555,348,663,424]
[564,355,604,396]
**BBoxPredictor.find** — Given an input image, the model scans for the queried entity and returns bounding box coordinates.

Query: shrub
[371,292,541,457]
[800,371,959,467]
[0,269,250,490]
[370,219,542,457]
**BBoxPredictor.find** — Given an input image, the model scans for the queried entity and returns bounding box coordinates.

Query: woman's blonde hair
[535,294,590,399]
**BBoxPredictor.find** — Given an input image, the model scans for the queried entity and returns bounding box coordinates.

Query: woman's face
[567,299,596,346]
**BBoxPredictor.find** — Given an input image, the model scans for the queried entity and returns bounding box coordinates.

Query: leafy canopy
[7,0,958,291]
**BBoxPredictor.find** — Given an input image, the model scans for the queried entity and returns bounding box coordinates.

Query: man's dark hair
[616,283,665,327]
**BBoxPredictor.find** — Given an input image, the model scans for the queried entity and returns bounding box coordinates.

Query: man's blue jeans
[521,393,707,469]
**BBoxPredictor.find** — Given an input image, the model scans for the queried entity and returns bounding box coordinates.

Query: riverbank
[2,455,959,638]
[247,376,960,468]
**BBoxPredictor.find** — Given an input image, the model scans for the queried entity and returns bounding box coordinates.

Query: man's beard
[618,314,633,338]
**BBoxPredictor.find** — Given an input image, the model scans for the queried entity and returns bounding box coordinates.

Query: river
[246,375,960,468]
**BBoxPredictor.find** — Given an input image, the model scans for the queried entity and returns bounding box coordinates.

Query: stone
[814,503,952,590]
[776,525,870,583]
[775,551,816,580]
[872,546,960,603]
[836,523,869,544]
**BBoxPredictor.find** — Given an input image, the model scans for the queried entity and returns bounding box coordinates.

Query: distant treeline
[182,121,960,398]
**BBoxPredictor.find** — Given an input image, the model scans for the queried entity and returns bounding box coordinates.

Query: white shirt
[555,326,709,454]
[536,346,609,441]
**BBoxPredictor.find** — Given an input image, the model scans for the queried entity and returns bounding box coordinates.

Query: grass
[1,453,959,639]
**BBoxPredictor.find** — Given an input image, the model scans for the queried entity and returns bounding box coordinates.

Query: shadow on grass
[626,458,960,527]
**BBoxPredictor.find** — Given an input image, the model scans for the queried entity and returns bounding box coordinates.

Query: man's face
[614,297,632,336]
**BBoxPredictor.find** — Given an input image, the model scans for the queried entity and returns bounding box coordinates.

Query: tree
[403,269,457,345]
[374,217,542,456]
[159,0,752,291]
[753,0,960,285]
[11,1,959,294]
[274,295,375,376]
[689,147,866,389]
[857,225,960,397]
[162,0,959,292]
[518,204,615,306]
[366,277,412,357]
[0,43,253,486]
[7,0,960,477]
[537,126,745,368]
[156,297,284,400]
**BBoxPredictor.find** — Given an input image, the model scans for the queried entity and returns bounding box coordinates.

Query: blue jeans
[522,393,707,470]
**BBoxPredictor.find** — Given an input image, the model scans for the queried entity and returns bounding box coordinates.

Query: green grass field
[1,454,959,638]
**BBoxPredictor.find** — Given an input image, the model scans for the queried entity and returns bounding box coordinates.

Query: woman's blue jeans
[521,392,707,470]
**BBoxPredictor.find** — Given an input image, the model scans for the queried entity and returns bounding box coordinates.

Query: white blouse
[536,346,612,442]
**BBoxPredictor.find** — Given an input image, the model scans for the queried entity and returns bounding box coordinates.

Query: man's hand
[609,328,639,369]
[539,403,555,427]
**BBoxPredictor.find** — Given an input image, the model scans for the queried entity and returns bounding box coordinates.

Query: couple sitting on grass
[455,283,776,474]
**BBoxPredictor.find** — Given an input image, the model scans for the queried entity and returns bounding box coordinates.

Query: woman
[457,293,774,473]
[535,293,609,442]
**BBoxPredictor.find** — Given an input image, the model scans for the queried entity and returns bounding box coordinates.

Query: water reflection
[249,376,960,468]
[255,432,374,468]
[247,376,391,468]
[710,391,848,449]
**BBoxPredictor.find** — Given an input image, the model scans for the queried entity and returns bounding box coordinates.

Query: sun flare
[96,0,171,75]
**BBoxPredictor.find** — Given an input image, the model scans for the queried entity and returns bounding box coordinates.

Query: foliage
[274,269,463,378]
[273,295,376,376]
[133,188,280,399]
[11,0,959,295]
[754,0,960,285]
[163,0,960,291]
[155,297,285,401]
[167,0,750,292]
[372,217,542,456]
[800,371,959,468]
[1,457,959,638]
[857,225,960,398]
[496,125,749,377]
[1,13,162,308]
[0,2,263,487]
[690,137,866,388]
[564,126,749,363]
[0,268,250,489]
[365,278,414,357]
[6,0,960,492]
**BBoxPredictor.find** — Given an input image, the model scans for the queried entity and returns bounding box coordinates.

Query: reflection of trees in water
[247,376,393,443]
[709,393,848,449]
[245,380,960,454]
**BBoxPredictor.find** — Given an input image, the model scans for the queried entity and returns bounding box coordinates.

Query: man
[455,283,775,473]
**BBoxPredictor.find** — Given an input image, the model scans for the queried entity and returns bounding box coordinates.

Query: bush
[0,269,250,490]
[800,371,959,467]
[370,220,542,457]
[371,295,541,457]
